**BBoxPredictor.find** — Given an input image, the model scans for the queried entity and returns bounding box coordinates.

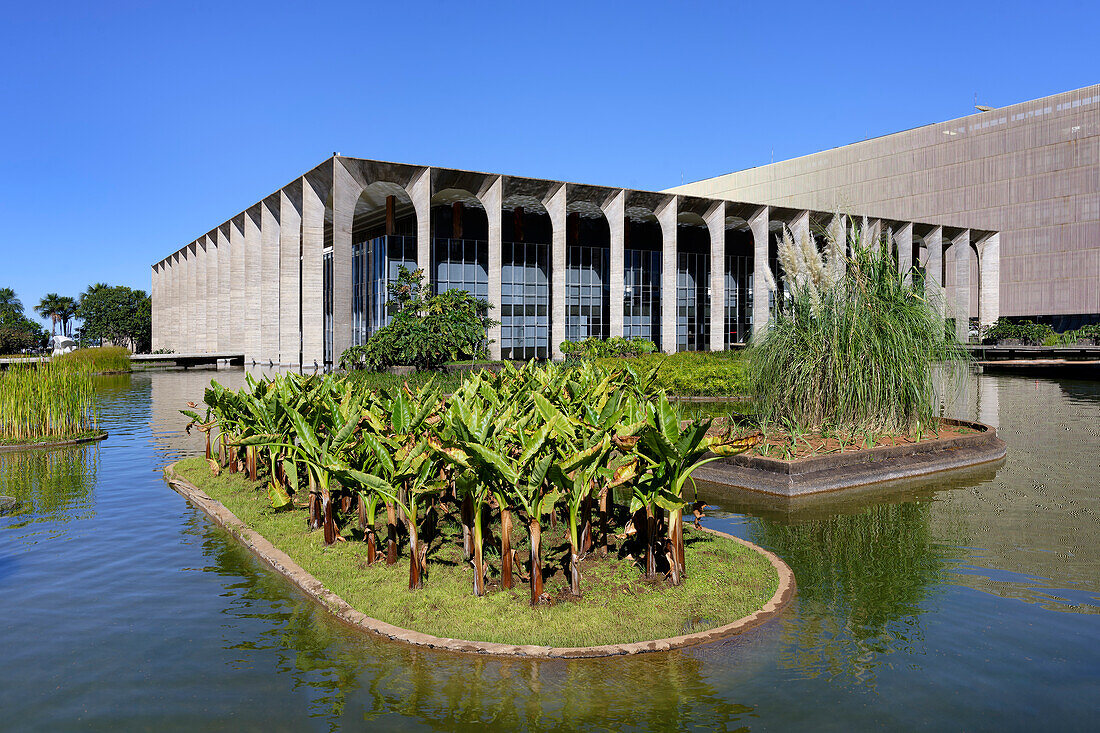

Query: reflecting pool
[0,369,1097,730]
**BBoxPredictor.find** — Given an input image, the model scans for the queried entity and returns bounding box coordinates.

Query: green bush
[560,336,656,362]
[340,267,498,371]
[981,318,1055,345]
[595,351,749,396]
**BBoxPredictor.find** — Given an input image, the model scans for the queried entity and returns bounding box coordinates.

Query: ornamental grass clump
[748,219,964,434]
[0,361,98,443]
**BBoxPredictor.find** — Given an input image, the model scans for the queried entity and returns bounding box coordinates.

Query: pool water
[1,370,1096,731]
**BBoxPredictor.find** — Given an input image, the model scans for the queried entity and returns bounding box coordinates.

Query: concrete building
[669,84,1100,330]
[151,157,996,370]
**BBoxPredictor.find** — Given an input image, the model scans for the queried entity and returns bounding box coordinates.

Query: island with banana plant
[170,361,792,653]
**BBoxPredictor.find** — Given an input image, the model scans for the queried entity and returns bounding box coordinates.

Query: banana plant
[549,428,613,596]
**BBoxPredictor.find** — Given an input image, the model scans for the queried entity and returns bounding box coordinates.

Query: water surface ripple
[1,370,1097,731]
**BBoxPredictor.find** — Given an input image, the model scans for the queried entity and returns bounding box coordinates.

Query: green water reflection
[0,445,98,527]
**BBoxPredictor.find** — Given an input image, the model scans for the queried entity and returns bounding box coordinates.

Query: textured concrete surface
[163,462,796,658]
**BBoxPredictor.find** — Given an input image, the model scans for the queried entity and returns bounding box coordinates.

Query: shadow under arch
[351,181,420,342]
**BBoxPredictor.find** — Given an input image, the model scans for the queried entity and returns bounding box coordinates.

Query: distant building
[669,84,1100,331]
[152,158,993,369]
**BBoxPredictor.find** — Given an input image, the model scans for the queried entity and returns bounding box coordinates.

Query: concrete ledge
[163,462,796,658]
[0,431,107,453]
[694,419,1006,497]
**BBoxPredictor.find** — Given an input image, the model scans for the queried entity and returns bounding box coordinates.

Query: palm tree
[56,297,77,337]
[0,287,23,323]
[35,293,62,336]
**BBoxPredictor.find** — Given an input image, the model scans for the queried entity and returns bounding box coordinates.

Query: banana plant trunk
[204,430,211,460]
[385,501,398,565]
[408,509,423,590]
[669,507,684,585]
[307,473,322,529]
[321,482,337,545]
[645,504,658,579]
[598,485,610,556]
[246,445,257,481]
[461,492,473,560]
[581,494,593,554]
[472,506,486,596]
[500,507,513,590]
[527,519,543,605]
[568,509,582,596]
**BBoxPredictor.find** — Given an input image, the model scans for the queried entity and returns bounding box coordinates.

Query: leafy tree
[0,287,46,353]
[0,288,23,322]
[77,284,151,352]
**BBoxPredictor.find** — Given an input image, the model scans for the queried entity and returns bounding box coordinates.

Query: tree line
[0,284,151,354]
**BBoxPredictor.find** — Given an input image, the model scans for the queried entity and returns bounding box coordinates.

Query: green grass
[342,369,470,394]
[596,351,750,397]
[54,346,131,373]
[174,457,778,647]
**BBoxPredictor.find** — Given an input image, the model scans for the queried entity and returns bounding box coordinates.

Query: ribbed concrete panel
[243,208,262,363]
[658,197,678,354]
[169,253,180,351]
[749,206,770,336]
[705,202,725,351]
[954,230,971,342]
[482,176,503,360]
[195,241,207,352]
[980,233,1001,329]
[332,160,360,364]
[260,199,280,364]
[602,190,625,338]
[150,265,160,352]
[229,217,246,356]
[204,235,218,353]
[925,226,944,322]
[896,223,914,282]
[279,186,302,367]
[216,227,231,352]
[670,84,1100,319]
[301,176,325,370]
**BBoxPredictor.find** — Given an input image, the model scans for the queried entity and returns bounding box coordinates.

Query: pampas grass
[748,219,963,434]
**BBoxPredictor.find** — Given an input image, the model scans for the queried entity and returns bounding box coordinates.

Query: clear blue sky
[1,0,1094,327]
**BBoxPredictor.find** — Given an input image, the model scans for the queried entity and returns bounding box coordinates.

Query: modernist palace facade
[671,84,1100,330]
[151,156,998,369]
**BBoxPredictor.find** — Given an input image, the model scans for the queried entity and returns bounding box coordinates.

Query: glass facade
[500,241,549,360]
[676,251,709,351]
[351,234,416,346]
[724,254,753,347]
[433,238,488,299]
[565,245,609,341]
[623,249,661,342]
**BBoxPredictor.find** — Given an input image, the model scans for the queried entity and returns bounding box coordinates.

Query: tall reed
[54,346,131,373]
[0,361,99,442]
[748,221,964,434]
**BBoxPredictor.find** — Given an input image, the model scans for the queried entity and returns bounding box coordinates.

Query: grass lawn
[174,457,778,648]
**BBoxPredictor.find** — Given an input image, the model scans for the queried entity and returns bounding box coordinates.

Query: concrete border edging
[695,419,1006,497]
[0,431,108,453]
[163,462,796,658]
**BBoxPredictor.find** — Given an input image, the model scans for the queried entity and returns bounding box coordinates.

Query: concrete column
[332,161,360,364]
[408,167,432,290]
[828,213,847,275]
[204,235,218,353]
[954,229,971,343]
[896,222,914,283]
[301,177,325,371]
[150,265,160,352]
[260,200,280,364]
[979,233,1001,331]
[480,176,503,360]
[705,202,725,351]
[243,210,262,363]
[195,241,207,352]
[170,252,181,352]
[602,190,626,339]
[230,217,246,357]
[217,226,231,353]
[279,188,302,368]
[867,218,882,249]
[545,184,567,360]
[790,210,810,246]
[183,247,193,352]
[657,197,678,354]
[925,226,944,320]
[749,206,770,337]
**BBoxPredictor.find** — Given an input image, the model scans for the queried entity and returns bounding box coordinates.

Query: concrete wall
[668,85,1100,322]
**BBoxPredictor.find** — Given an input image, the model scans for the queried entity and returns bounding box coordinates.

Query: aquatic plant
[749,220,964,434]
[0,361,99,443]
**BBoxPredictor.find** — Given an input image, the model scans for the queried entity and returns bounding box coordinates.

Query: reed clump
[748,219,964,434]
[0,361,99,443]
[54,346,131,373]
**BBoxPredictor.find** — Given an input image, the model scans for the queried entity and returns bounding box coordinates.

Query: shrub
[560,336,656,362]
[340,267,498,371]
[981,318,1054,345]
[748,220,964,433]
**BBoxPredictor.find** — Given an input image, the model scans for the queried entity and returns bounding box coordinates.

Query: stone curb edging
[696,419,1006,497]
[163,462,796,658]
[0,431,107,453]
